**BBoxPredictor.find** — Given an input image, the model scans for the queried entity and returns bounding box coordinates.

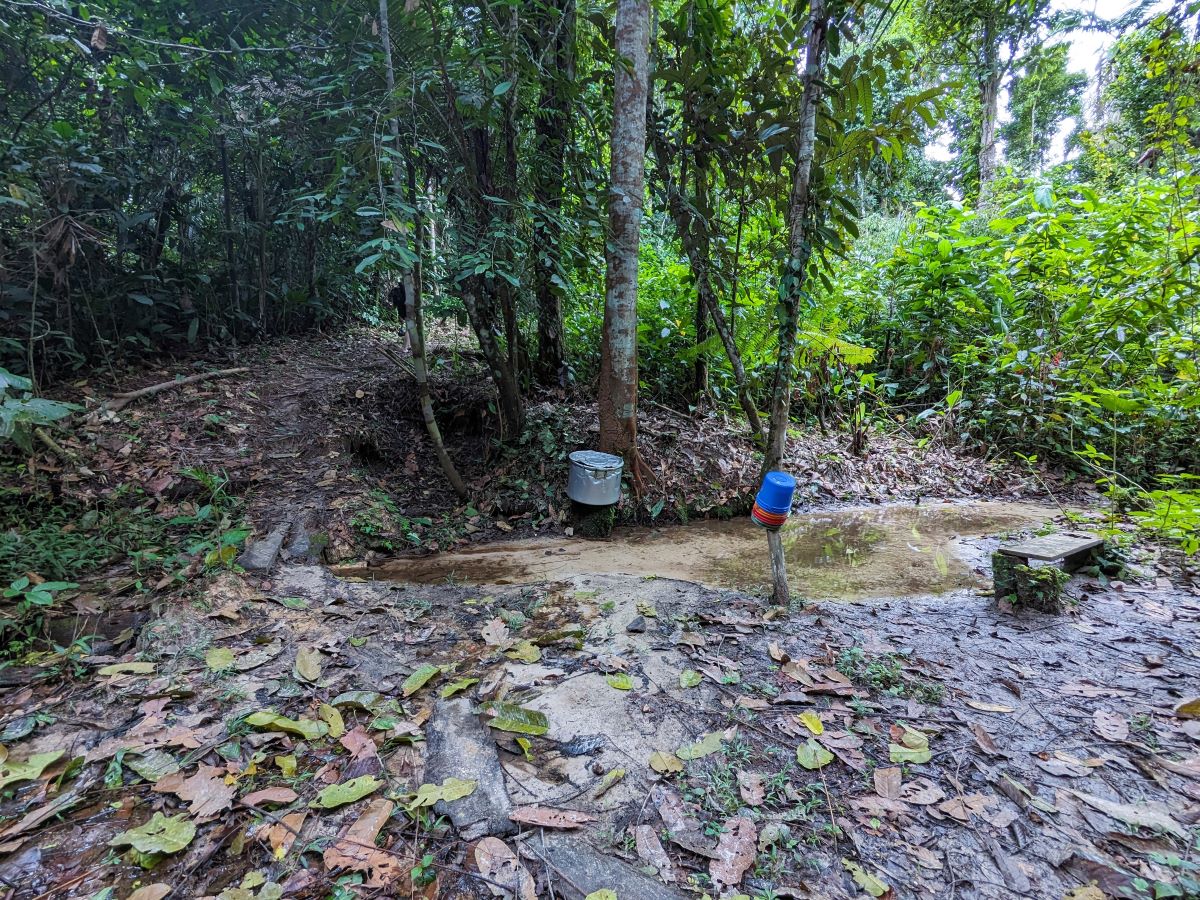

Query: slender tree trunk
[649,125,765,443]
[598,0,651,476]
[691,160,710,400]
[763,0,830,476]
[218,127,239,315]
[532,0,574,385]
[977,20,1001,202]
[380,0,467,498]
[256,133,267,326]
[406,159,468,500]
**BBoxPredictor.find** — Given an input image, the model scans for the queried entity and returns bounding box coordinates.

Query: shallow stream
[341,501,1057,600]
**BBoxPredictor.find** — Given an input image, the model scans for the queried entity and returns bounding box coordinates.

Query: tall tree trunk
[380,0,467,498]
[977,19,1000,202]
[598,0,651,476]
[691,160,709,400]
[649,125,765,443]
[532,0,574,385]
[255,132,267,326]
[763,0,830,476]
[218,127,239,316]
[406,158,468,499]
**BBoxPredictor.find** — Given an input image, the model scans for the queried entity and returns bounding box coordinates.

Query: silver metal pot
[567,450,623,505]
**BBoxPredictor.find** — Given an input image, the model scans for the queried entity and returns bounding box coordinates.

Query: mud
[342,501,1057,600]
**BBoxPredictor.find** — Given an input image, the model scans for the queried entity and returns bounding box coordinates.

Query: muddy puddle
[339,501,1058,600]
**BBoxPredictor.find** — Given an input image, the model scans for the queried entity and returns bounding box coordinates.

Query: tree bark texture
[532,0,574,385]
[763,0,830,476]
[598,0,651,461]
[977,19,1000,201]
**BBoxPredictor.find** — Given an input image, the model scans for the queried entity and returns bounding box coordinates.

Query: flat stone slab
[424,698,515,840]
[998,533,1102,562]
[237,522,289,572]
[524,832,689,900]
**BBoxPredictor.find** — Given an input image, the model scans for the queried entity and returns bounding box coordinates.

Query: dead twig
[98,367,249,413]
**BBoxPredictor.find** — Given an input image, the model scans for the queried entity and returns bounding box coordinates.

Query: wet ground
[3,507,1198,899]
[340,501,1058,600]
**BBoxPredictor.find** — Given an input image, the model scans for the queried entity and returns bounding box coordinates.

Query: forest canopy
[1,0,1197,509]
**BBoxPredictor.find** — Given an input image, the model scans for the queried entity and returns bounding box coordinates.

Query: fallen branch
[34,426,80,464]
[100,367,249,412]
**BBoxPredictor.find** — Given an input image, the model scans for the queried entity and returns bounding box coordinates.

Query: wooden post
[767,530,789,604]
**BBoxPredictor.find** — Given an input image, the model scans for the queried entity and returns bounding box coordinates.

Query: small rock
[626,616,647,633]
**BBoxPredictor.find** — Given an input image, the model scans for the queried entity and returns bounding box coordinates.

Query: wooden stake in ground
[767,530,789,605]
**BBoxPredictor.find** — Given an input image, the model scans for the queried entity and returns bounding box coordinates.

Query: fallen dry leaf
[899,778,946,805]
[966,700,1016,713]
[126,886,172,900]
[709,816,756,890]
[634,824,675,883]
[1067,789,1188,839]
[737,770,765,806]
[873,766,902,800]
[937,793,995,822]
[261,811,306,857]
[242,787,298,807]
[474,836,536,899]
[509,806,596,829]
[323,798,408,888]
[971,722,1002,756]
[153,765,235,819]
[1093,709,1130,741]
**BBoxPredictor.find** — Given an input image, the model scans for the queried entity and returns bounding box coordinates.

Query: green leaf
[505,640,541,663]
[244,710,329,741]
[439,677,479,699]
[407,777,477,810]
[206,647,236,672]
[0,750,64,789]
[125,750,180,783]
[677,731,723,760]
[492,80,513,96]
[888,726,931,764]
[649,751,684,773]
[402,664,442,697]
[313,775,382,809]
[97,662,156,677]
[606,673,633,691]
[109,812,196,855]
[481,701,549,736]
[584,891,618,900]
[796,738,834,770]
[842,859,889,897]
[679,670,703,689]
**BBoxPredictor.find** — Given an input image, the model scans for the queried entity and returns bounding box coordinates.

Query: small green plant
[1,577,78,659]
[836,646,944,704]
[0,368,79,453]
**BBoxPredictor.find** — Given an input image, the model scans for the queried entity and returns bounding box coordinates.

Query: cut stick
[101,367,249,412]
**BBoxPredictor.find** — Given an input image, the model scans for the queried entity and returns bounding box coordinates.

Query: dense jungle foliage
[1,0,1197,537]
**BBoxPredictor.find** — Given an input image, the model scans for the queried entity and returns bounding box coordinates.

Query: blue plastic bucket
[755,471,796,515]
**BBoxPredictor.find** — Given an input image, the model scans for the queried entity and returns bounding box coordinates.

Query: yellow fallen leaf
[797,712,824,735]
[1175,698,1200,719]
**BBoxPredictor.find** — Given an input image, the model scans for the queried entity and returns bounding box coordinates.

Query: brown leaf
[323,799,408,888]
[261,810,306,856]
[737,770,765,806]
[971,722,1001,756]
[242,787,298,807]
[481,618,511,647]
[634,825,675,883]
[873,766,902,800]
[709,816,756,889]
[937,793,995,822]
[153,765,234,819]
[294,645,323,683]
[509,806,596,829]
[898,778,946,805]
[474,836,536,899]
[126,886,171,900]
[1093,709,1130,742]
[341,726,382,778]
[903,843,943,871]
[90,25,107,50]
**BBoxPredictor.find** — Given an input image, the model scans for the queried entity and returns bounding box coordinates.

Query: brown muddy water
[340,501,1059,601]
